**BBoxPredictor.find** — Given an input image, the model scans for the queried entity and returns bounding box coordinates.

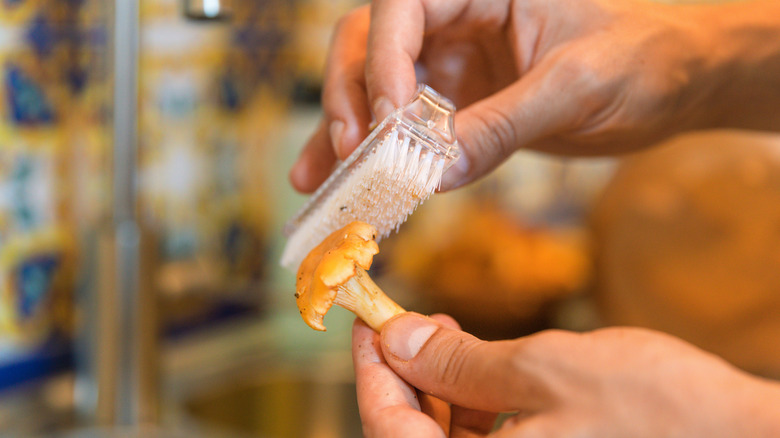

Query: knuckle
[636,69,688,113]
[435,334,483,387]
[321,67,363,112]
[528,328,578,345]
[511,329,580,363]
[552,55,591,87]
[591,326,652,342]
[471,105,520,158]
[551,52,620,114]
[503,330,582,403]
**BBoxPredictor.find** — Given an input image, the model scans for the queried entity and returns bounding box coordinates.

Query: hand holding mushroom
[295,221,404,332]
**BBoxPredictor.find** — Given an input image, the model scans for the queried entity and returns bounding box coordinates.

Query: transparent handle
[399,84,458,157]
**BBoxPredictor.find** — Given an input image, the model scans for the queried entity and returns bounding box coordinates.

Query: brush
[281,84,461,270]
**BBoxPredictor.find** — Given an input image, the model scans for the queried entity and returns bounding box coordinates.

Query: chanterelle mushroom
[295,221,405,331]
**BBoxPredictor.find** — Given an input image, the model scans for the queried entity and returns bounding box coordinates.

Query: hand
[291,0,780,193]
[353,314,498,438]
[353,312,780,437]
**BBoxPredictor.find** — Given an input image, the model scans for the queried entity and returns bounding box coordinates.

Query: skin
[294,0,780,435]
[290,0,780,193]
[354,314,498,438]
[354,313,780,437]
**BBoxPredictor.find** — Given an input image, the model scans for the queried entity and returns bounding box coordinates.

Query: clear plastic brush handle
[281,84,460,270]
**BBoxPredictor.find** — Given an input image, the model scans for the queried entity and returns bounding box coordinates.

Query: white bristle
[429,158,446,192]
[280,131,449,270]
[373,139,388,172]
[412,152,434,196]
[402,143,422,182]
[382,131,398,170]
[395,136,411,177]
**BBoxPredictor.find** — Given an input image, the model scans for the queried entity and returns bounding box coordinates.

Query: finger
[429,313,460,330]
[353,318,419,409]
[371,313,499,436]
[322,6,374,160]
[352,319,446,438]
[419,315,460,433]
[490,414,560,438]
[289,120,338,193]
[366,0,490,119]
[364,0,425,120]
[449,406,498,438]
[437,313,499,437]
[380,313,550,413]
[418,389,450,435]
[365,0,515,118]
[441,54,585,191]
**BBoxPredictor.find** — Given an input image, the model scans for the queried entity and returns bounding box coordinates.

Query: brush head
[281,84,460,270]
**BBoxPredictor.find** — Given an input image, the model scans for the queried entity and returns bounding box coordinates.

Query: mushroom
[295,221,405,332]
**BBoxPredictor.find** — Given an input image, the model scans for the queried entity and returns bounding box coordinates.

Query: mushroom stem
[333,267,405,332]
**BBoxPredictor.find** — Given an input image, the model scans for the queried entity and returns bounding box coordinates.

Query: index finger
[365,0,478,119]
[364,0,424,119]
[352,319,446,437]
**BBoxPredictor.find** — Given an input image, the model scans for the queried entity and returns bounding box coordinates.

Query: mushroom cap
[295,221,379,331]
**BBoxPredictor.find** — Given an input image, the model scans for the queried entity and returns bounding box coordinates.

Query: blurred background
[1,0,779,437]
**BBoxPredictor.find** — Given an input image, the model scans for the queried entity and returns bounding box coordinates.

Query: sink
[166,309,366,438]
[184,370,362,438]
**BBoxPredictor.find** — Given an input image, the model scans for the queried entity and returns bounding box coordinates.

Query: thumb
[442,57,578,191]
[380,313,543,413]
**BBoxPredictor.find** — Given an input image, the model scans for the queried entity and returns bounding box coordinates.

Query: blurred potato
[592,131,780,378]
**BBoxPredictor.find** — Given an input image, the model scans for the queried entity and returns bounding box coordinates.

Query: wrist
[689,1,780,131]
[738,376,780,436]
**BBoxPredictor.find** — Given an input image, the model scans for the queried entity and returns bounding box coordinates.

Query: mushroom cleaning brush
[280,84,460,271]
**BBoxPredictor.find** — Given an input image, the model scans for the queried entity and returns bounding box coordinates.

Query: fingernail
[440,153,470,191]
[373,96,395,122]
[383,314,439,361]
[289,158,303,181]
[329,120,345,152]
